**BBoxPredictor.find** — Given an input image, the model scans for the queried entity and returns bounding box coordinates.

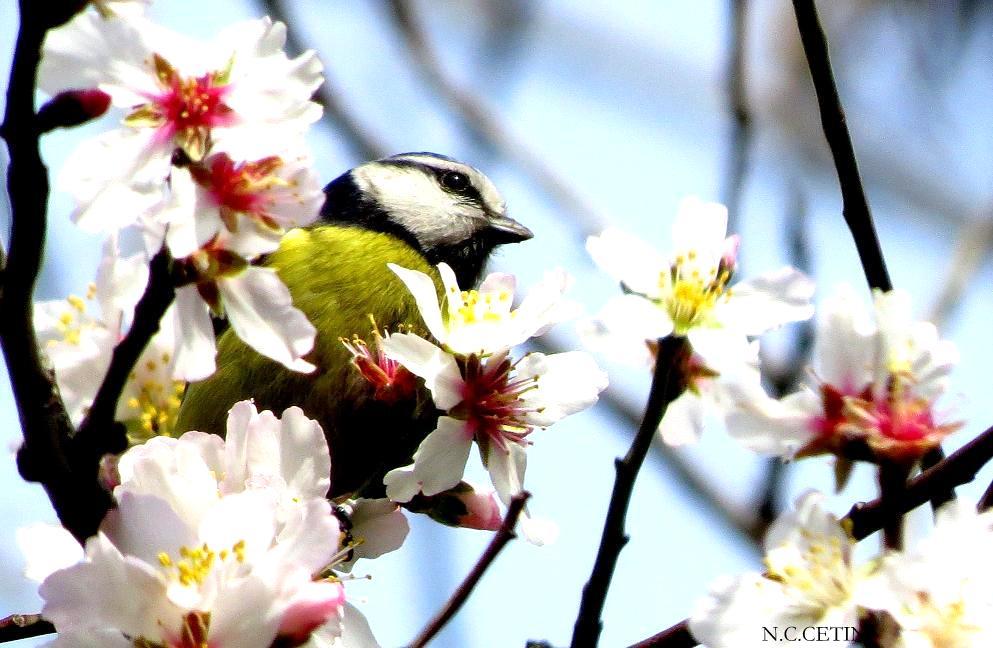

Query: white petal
[716,266,815,335]
[16,524,84,582]
[380,333,463,410]
[382,465,421,504]
[388,263,446,343]
[593,294,675,346]
[170,290,217,381]
[219,266,316,373]
[345,499,410,563]
[586,228,667,297]
[485,443,527,507]
[279,406,332,500]
[670,197,729,271]
[517,351,607,427]
[413,417,473,497]
[725,389,820,457]
[814,285,877,389]
[658,390,707,446]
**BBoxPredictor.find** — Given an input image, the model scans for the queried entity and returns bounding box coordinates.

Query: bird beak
[486,213,533,243]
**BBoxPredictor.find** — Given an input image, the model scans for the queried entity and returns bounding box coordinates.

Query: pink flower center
[155,72,232,135]
[191,154,285,229]
[341,328,417,404]
[126,54,235,160]
[454,354,540,452]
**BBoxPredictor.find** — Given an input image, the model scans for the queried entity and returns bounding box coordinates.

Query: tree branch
[845,422,993,540]
[1,0,112,545]
[790,0,891,292]
[721,0,751,233]
[408,491,530,648]
[570,337,690,648]
[0,614,55,643]
[625,620,696,648]
[73,248,176,461]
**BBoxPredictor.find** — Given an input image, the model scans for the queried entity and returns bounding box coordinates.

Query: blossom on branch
[39,11,322,231]
[689,491,863,648]
[379,264,606,544]
[726,285,960,465]
[582,197,814,444]
[32,402,359,647]
[858,500,993,646]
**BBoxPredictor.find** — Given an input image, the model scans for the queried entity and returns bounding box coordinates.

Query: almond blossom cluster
[727,285,960,471]
[38,1,325,382]
[367,262,608,542]
[20,401,400,648]
[690,493,993,647]
[582,197,815,444]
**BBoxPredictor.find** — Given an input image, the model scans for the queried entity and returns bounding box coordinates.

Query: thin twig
[1,0,112,544]
[877,462,910,549]
[261,0,389,162]
[925,218,993,329]
[845,422,993,540]
[791,0,892,292]
[74,248,176,460]
[978,477,993,512]
[625,619,696,648]
[386,0,608,238]
[0,614,55,643]
[409,491,530,648]
[721,0,751,233]
[571,337,690,648]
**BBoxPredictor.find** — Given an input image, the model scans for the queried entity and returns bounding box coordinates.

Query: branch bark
[409,492,530,648]
[570,337,690,648]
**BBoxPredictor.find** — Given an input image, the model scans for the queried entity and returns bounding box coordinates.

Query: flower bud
[37,89,112,133]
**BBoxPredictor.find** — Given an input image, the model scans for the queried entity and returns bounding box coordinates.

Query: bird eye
[441,171,471,192]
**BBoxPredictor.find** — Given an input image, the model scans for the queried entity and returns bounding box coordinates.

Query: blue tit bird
[175,153,533,498]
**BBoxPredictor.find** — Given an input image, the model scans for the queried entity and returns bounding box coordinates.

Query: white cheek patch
[390,154,507,216]
[354,164,483,248]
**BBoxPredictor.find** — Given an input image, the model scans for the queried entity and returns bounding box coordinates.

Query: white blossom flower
[857,500,993,647]
[584,197,814,368]
[727,285,960,462]
[155,149,323,260]
[388,262,576,356]
[32,402,354,647]
[39,490,344,647]
[690,491,862,648]
[583,197,813,446]
[40,11,323,231]
[380,333,607,525]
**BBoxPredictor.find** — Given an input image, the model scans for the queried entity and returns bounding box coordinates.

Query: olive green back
[175,225,443,496]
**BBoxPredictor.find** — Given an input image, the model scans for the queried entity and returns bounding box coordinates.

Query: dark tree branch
[846,422,993,540]
[409,491,530,648]
[626,620,696,648]
[721,0,751,233]
[1,0,113,545]
[261,0,389,162]
[74,248,177,460]
[570,337,690,648]
[790,0,892,292]
[386,0,608,238]
[0,614,55,643]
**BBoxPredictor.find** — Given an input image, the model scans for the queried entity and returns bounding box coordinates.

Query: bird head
[321,152,533,286]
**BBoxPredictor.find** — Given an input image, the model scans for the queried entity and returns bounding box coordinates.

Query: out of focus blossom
[727,286,959,464]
